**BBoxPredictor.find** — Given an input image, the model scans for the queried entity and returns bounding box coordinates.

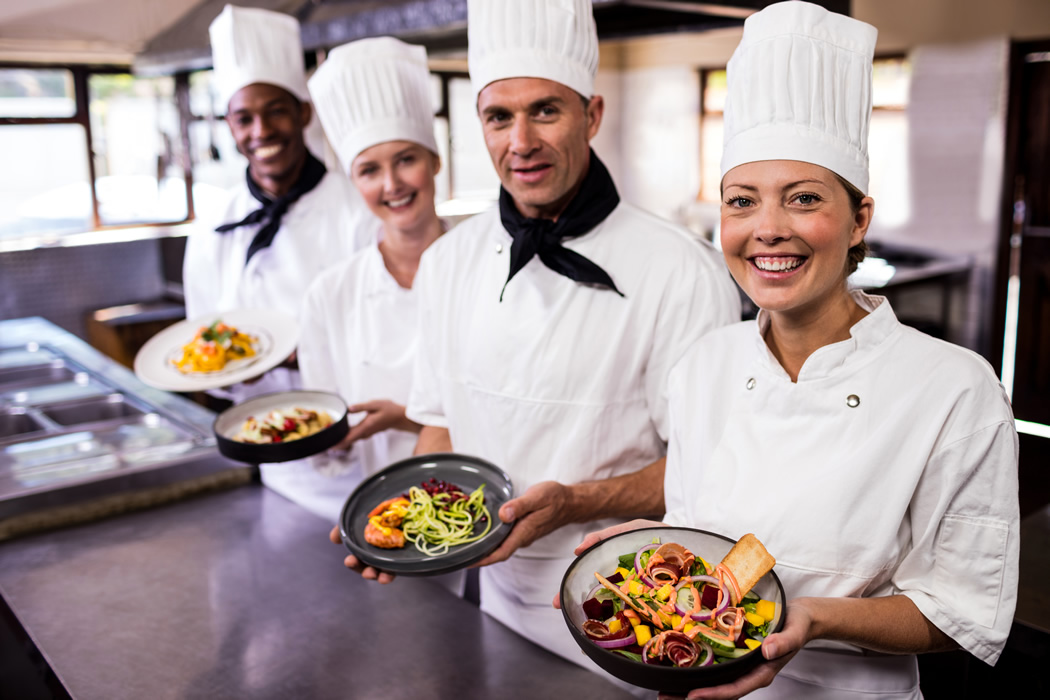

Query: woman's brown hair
[836,175,869,275]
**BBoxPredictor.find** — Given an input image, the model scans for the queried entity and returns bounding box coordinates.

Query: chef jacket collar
[753,290,900,382]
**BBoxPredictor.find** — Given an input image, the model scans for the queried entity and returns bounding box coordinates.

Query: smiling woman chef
[281,38,449,530]
[572,3,1020,699]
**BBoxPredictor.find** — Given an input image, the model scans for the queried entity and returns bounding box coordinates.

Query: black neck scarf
[499,149,623,302]
[215,150,327,265]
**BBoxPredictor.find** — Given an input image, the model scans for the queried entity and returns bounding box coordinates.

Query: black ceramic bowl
[560,526,786,694]
[340,453,514,576]
[213,390,349,463]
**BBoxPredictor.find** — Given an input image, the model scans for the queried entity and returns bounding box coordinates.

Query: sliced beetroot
[700,583,720,609]
[582,597,612,621]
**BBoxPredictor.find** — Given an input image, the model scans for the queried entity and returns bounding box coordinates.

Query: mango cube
[745,612,765,628]
[608,618,622,634]
[744,638,763,651]
[628,580,644,596]
[755,599,776,622]
[634,625,652,645]
[656,583,673,601]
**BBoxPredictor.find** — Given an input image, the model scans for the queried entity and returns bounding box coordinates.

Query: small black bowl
[560,526,786,694]
[213,390,349,463]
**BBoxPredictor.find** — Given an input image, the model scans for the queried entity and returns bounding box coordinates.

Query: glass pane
[89,73,188,225]
[189,69,225,117]
[187,69,246,216]
[873,58,910,109]
[868,110,910,227]
[0,68,76,118]
[0,124,92,239]
[699,114,723,203]
[189,117,242,173]
[448,77,500,200]
[703,70,727,114]
[430,74,444,114]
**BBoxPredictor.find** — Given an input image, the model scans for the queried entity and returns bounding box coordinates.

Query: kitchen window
[0,64,197,248]
[431,71,500,216]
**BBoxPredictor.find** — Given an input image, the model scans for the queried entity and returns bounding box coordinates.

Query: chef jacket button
[496,243,504,254]
[846,394,860,408]
[746,377,756,390]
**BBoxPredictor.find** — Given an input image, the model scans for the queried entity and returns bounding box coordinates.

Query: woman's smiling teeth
[753,256,805,272]
[253,144,283,159]
[386,193,415,209]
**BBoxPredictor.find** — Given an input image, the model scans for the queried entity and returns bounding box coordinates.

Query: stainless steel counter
[0,484,635,700]
[0,317,243,533]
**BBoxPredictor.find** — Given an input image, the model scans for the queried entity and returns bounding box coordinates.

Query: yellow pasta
[172,320,257,374]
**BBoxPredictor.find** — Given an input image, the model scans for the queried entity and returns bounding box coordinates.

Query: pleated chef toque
[209,4,310,109]
[720,1,878,194]
[468,0,599,101]
[308,37,438,174]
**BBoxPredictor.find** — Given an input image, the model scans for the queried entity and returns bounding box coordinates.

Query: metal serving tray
[0,344,203,492]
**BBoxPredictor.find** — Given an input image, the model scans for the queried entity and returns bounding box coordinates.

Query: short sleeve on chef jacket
[644,239,740,441]
[892,419,1019,665]
[405,246,448,429]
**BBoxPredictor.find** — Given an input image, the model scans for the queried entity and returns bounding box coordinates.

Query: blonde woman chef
[286,38,446,528]
[574,3,1019,699]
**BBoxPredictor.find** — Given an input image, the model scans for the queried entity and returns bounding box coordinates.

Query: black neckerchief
[498,150,623,301]
[215,150,327,265]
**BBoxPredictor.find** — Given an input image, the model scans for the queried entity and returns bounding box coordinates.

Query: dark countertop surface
[0,484,635,700]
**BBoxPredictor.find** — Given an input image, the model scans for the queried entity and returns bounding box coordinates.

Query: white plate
[134,309,300,392]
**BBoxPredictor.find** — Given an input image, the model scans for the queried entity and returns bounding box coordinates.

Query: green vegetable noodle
[402,484,492,556]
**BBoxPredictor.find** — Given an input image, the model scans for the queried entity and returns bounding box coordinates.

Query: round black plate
[340,453,514,576]
[213,390,349,464]
[560,526,786,694]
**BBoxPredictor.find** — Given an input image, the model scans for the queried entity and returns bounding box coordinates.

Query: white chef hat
[308,37,438,173]
[468,0,599,101]
[720,1,878,193]
[209,4,310,110]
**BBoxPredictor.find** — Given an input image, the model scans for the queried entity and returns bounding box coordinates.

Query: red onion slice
[587,582,603,601]
[592,628,637,649]
[697,639,715,667]
[641,635,660,664]
[634,543,659,588]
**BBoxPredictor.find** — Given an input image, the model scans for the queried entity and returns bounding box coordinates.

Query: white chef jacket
[182,170,374,403]
[663,291,1019,699]
[290,235,419,522]
[406,203,741,668]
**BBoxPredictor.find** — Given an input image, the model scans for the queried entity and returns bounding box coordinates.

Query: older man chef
[183,5,372,512]
[338,0,741,669]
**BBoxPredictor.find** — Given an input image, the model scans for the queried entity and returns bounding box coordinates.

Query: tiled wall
[0,239,167,340]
